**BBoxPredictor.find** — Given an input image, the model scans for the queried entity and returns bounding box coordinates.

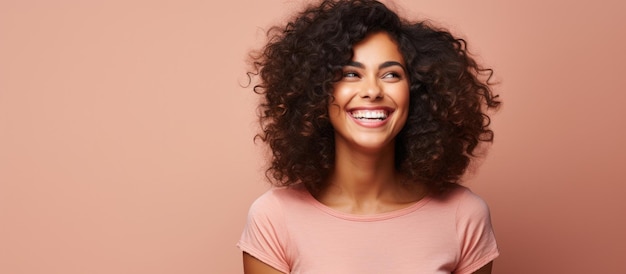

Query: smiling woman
[238,0,500,273]
[330,32,410,154]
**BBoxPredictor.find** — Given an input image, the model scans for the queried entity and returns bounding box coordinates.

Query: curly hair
[249,0,500,195]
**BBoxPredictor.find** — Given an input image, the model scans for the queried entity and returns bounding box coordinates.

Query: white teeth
[351,110,388,120]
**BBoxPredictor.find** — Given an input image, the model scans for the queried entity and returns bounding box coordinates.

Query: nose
[359,78,383,100]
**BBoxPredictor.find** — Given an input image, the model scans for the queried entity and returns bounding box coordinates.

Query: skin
[243,253,283,274]
[319,31,418,214]
[243,32,493,274]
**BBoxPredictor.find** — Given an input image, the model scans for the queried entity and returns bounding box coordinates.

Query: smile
[349,109,389,120]
[346,108,394,128]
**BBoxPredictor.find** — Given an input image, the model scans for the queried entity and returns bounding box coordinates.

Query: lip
[347,106,395,128]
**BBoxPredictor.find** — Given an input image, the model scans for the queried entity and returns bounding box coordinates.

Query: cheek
[329,86,350,114]
[393,84,410,109]
[395,85,410,125]
[331,85,351,103]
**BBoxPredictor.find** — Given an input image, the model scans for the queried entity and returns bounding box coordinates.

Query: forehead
[351,32,404,65]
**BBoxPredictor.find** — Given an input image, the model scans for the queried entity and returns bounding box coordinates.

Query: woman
[238,0,501,273]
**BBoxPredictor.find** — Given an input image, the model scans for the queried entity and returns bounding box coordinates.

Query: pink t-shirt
[238,184,499,274]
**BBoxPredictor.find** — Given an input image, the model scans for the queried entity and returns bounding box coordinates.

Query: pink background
[1,0,625,273]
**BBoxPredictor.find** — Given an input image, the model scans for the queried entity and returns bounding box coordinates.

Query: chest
[284,213,461,273]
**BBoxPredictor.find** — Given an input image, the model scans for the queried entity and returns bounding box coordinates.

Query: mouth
[348,109,391,121]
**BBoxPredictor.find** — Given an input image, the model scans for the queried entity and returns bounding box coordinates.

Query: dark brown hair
[249,0,500,195]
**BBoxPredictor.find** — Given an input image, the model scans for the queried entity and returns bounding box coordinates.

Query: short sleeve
[454,190,499,274]
[237,190,290,273]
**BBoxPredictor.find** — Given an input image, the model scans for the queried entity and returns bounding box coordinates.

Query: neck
[317,139,420,214]
[330,141,397,198]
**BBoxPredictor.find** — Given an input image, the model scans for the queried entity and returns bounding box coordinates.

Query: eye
[343,71,360,78]
[382,71,402,80]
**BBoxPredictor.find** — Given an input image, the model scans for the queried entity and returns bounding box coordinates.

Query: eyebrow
[346,61,406,72]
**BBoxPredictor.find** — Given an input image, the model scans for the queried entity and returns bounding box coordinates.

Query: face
[329,31,409,153]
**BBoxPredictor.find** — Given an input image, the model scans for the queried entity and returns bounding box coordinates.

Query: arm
[472,261,493,274]
[243,252,285,274]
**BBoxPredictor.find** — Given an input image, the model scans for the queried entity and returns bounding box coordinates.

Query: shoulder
[247,184,309,218]
[429,185,493,230]
[240,186,307,273]
[446,186,499,273]
[438,185,491,216]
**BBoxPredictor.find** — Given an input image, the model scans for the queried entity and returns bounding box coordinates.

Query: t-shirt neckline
[299,186,433,222]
